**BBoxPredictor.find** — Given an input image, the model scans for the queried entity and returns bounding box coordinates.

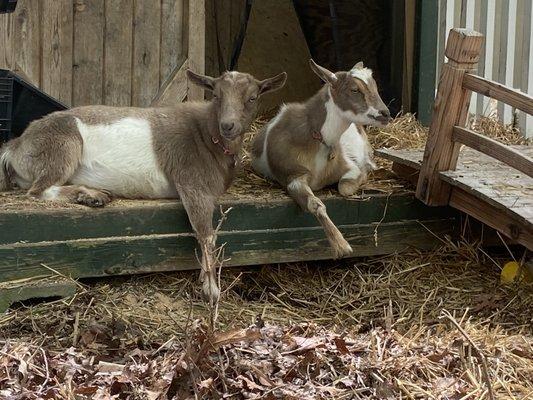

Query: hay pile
[1,241,532,399]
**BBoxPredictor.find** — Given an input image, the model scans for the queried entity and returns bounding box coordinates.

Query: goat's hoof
[76,191,111,208]
[200,270,220,304]
[332,239,353,259]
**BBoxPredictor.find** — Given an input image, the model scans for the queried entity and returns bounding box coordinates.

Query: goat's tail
[0,142,12,192]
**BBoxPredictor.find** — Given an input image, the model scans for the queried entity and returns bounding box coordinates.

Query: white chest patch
[339,124,376,173]
[70,117,177,198]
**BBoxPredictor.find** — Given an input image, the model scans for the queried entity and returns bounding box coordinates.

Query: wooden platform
[0,191,458,284]
[377,146,533,248]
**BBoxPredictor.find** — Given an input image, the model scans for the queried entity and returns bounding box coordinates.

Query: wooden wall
[0,0,189,107]
[205,0,248,77]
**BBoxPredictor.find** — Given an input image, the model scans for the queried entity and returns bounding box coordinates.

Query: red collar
[312,130,324,143]
[211,135,234,155]
[211,135,239,166]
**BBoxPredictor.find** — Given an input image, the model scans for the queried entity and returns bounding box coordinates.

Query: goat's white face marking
[70,117,177,198]
[349,67,373,84]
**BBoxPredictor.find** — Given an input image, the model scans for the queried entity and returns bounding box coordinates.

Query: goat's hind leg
[287,177,353,259]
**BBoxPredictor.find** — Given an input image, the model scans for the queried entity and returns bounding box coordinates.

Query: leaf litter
[1,239,532,399]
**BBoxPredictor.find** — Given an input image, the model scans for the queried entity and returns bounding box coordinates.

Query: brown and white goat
[0,69,287,302]
[251,60,391,258]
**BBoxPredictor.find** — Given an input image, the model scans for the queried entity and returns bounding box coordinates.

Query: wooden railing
[416,28,533,206]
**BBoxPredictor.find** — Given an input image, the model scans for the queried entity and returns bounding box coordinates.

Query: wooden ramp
[377,147,533,248]
[376,28,533,250]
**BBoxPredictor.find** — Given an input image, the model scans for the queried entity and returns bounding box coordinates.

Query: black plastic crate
[0,69,67,143]
[0,0,17,13]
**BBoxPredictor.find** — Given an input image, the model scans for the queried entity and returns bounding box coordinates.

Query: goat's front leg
[178,188,219,303]
[338,164,366,197]
[287,176,353,259]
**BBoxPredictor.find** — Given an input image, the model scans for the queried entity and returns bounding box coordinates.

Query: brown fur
[251,60,390,259]
[0,70,287,302]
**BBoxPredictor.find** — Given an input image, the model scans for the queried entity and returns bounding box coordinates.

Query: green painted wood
[0,281,77,313]
[0,194,455,245]
[0,218,457,282]
[414,0,439,125]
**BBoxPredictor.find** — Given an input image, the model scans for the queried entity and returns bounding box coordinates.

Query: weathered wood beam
[0,219,457,282]
[150,59,189,106]
[453,126,533,177]
[187,0,206,100]
[0,194,458,283]
[416,28,483,206]
[449,187,533,249]
[462,73,533,116]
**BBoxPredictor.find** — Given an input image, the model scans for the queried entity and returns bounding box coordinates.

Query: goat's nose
[378,109,392,123]
[221,122,235,132]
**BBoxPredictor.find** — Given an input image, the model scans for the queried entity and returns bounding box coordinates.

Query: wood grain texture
[187,0,205,100]
[12,0,41,86]
[416,28,483,206]
[452,126,533,177]
[462,73,533,116]
[0,219,457,282]
[160,0,185,86]
[132,0,161,106]
[103,0,133,106]
[151,59,189,106]
[73,0,104,106]
[0,7,15,70]
[41,0,73,105]
[449,188,532,249]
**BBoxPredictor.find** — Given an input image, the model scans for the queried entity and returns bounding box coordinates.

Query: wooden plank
[474,0,488,115]
[377,146,533,171]
[41,0,73,106]
[449,187,533,249]
[160,0,185,85]
[0,7,15,70]
[187,0,205,100]
[514,0,531,131]
[0,194,456,245]
[463,73,533,115]
[440,169,533,224]
[103,0,133,106]
[73,0,104,106]
[150,59,188,107]
[452,126,533,177]
[12,0,41,86]
[495,0,509,118]
[0,279,77,313]
[131,0,161,106]
[0,218,458,282]
[416,28,483,206]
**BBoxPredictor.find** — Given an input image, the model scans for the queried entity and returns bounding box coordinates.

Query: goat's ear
[352,61,364,70]
[258,72,287,96]
[309,59,337,85]
[186,70,215,92]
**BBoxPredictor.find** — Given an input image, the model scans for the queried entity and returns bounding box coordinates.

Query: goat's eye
[351,89,359,94]
[248,96,257,102]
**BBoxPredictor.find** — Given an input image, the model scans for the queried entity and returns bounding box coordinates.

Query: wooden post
[416,28,483,206]
[187,0,206,101]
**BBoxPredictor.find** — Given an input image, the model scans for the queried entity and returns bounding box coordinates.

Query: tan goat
[251,60,391,258]
[0,69,287,302]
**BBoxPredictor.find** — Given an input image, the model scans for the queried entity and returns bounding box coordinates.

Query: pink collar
[211,135,239,167]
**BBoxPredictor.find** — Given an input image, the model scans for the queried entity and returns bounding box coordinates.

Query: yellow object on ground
[501,261,533,284]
